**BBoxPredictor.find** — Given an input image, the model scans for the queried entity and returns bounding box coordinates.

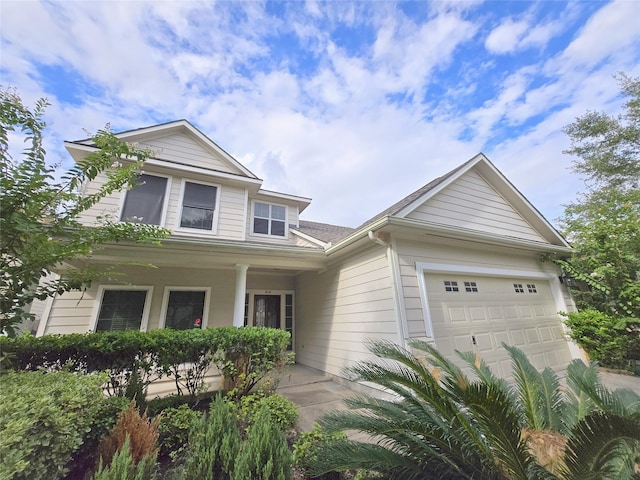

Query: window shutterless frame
[250,200,288,238]
[90,285,154,332]
[119,173,171,227]
[159,286,211,329]
[176,179,221,234]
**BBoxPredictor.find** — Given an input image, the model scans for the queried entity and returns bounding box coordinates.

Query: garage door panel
[449,307,467,323]
[493,330,509,347]
[426,274,572,379]
[469,307,485,321]
[525,328,539,343]
[510,329,526,346]
[453,334,473,351]
[539,327,552,342]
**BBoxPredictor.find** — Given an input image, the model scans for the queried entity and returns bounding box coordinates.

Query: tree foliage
[558,74,640,319]
[0,88,170,334]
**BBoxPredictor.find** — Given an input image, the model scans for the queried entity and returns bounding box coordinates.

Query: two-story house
[34,120,580,385]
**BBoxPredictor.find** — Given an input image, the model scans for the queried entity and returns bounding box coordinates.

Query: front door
[253,295,281,329]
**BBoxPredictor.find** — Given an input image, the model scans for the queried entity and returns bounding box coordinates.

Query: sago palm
[309,339,640,480]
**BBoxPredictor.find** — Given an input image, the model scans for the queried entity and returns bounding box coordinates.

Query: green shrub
[233,406,292,480]
[157,404,202,462]
[233,391,298,433]
[215,326,293,398]
[293,423,347,479]
[92,436,157,480]
[0,370,110,480]
[563,309,637,370]
[0,327,292,398]
[146,394,192,416]
[63,395,130,480]
[182,395,241,480]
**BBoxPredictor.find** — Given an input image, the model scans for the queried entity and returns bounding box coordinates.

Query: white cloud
[560,0,640,70]
[485,18,529,54]
[1,0,638,229]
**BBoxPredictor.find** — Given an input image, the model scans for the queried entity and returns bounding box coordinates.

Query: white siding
[43,266,238,334]
[394,236,560,339]
[142,132,245,175]
[295,247,400,379]
[76,171,121,225]
[407,170,546,242]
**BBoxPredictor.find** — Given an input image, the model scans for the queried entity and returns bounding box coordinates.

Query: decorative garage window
[252,201,287,237]
[121,174,168,225]
[514,283,525,293]
[527,284,538,293]
[464,281,478,292]
[179,181,219,231]
[162,288,209,330]
[95,288,151,332]
[444,281,459,292]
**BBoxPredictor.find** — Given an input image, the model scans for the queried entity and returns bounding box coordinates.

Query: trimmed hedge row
[0,327,293,398]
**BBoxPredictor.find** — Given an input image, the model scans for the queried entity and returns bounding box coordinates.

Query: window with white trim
[464,281,478,292]
[179,181,218,231]
[514,283,525,293]
[121,174,168,225]
[252,201,287,237]
[527,284,538,293]
[95,289,150,332]
[444,281,459,292]
[162,288,209,330]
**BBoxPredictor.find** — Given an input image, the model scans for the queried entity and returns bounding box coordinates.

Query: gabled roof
[335,153,569,249]
[66,119,259,180]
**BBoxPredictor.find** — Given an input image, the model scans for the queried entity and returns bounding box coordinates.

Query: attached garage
[419,267,573,379]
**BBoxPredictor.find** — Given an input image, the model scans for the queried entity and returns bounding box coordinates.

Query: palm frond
[539,367,567,433]
[503,344,546,430]
[460,381,540,480]
[308,438,470,480]
[566,359,640,419]
[564,359,598,429]
[562,412,640,480]
[457,349,510,393]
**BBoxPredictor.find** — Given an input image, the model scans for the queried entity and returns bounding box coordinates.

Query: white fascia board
[257,189,312,206]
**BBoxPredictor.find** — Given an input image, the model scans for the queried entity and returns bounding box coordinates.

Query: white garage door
[425,274,572,379]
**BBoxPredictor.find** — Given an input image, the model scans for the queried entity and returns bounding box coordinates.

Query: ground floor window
[161,287,210,330]
[94,288,152,332]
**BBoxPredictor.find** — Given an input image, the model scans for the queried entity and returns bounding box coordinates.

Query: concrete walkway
[276,364,640,433]
[276,364,355,432]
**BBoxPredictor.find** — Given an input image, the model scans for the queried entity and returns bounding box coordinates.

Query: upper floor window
[179,181,219,231]
[252,201,287,237]
[120,174,168,225]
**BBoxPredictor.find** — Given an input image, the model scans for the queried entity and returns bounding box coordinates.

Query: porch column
[233,264,249,328]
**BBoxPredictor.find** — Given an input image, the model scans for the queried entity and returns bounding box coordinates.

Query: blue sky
[1,0,639,228]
